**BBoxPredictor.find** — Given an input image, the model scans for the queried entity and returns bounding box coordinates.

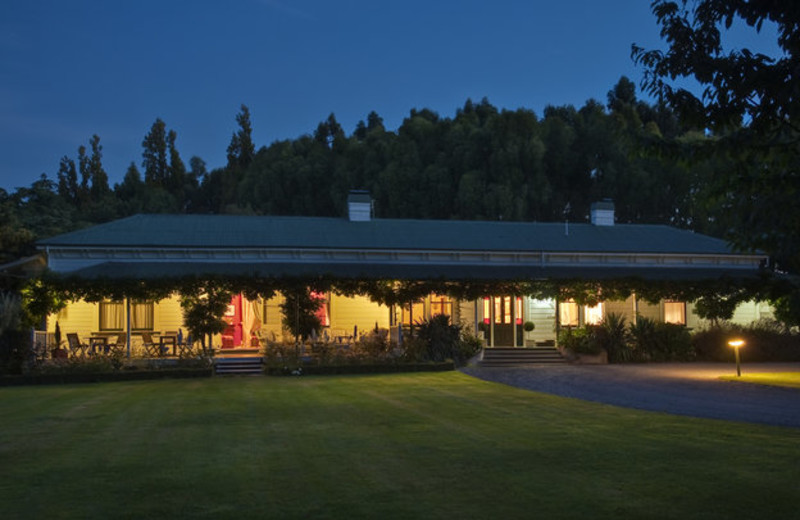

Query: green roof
[38,214,739,255]
[69,261,762,281]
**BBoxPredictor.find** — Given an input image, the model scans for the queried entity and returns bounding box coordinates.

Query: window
[584,302,604,325]
[664,301,686,325]
[99,301,124,331]
[402,301,425,326]
[559,300,579,327]
[430,294,452,319]
[99,300,153,331]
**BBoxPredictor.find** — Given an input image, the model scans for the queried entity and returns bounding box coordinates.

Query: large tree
[142,118,169,187]
[632,0,800,273]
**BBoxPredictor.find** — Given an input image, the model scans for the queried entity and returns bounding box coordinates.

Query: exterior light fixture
[728,338,745,377]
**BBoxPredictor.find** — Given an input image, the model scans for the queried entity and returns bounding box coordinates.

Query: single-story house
[36,192,772,355]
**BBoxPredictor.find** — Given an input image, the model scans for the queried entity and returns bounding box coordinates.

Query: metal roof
[38,213,738,255]
[69,261,762,281]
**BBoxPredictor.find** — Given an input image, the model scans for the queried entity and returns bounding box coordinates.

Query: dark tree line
[0,77,763,274]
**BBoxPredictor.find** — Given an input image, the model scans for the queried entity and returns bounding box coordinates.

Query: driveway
[461,363,800,428]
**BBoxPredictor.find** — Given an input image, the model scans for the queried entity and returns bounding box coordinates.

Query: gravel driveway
[461,362,800,428]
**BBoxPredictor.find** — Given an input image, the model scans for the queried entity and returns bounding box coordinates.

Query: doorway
[484,296,524,347]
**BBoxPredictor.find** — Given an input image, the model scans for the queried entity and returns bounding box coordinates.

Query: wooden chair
[66,333,89,358]
[107,333,127,355]
[140,332,160,357]
[178,334,194,357]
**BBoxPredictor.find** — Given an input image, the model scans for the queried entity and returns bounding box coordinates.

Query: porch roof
[39,213,740,255]
[68,261,763,282]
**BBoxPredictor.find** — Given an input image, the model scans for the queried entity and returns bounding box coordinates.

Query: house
[37,192,771,354]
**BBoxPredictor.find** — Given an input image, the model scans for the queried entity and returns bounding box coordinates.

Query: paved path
[461,363,800,428]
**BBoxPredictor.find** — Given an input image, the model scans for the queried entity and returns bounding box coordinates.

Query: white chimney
[347,190,373,221]
[590,200,615,226]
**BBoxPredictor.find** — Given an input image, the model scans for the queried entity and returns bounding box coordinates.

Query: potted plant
[523,321,535,332]
[51,321,68,359]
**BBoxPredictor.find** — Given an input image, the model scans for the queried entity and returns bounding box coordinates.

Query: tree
[279,290,324,342]
[226,104,255,171]
[179,285,232,353]
[632,1,800,272]
[87,134,110,199]
[142,119,169,187]
[167,129,187,203]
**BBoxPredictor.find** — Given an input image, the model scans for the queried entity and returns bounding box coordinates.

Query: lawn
[719,372,800,389]
[1,373,798,519]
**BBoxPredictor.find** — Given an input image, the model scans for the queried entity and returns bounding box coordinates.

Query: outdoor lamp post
[728,338,745,377]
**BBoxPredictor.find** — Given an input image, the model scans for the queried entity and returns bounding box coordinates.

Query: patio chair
[140,332,160,357]
[66,333,89,358]
[178,335,194,357]
[107,333,127,355]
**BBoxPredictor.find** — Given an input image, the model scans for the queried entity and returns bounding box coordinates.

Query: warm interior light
[728,339,745,348]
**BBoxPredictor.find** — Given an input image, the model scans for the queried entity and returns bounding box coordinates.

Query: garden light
[728,338,745,377]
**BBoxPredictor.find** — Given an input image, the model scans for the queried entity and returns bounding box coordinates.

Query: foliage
[560,314,693,363]
[279,290,324,341]
[633,1,800,276]
[20,278,66,329]
[410,315,481,366]
[692,321,800,362]
[179,284,232,351]
[558,327,601,355]
[594,313,631,362]
[629,317,693,362]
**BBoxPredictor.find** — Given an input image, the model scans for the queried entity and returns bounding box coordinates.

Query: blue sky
[0,1,781,192]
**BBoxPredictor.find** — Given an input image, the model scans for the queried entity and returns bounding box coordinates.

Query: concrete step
[214,356,263,375]
[480,347,565,367]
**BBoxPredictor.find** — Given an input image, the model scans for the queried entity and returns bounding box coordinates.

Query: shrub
[558,327,601,355]
[693,321,800,362]
[416,314,462,363]
[628,317,693,361]
[595,313,631,362]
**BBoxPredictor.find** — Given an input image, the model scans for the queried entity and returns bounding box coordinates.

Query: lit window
[664,301,686,325]
[99,301,123,331]
[515,297,523,325]
[430,294,453,319]
[559,300,579,327]
[483,298,491,324]
[402,301,425,326]
[584,303,604,325]
[503,297,512,324]
[100,300,153,331]
[495,297,502,324]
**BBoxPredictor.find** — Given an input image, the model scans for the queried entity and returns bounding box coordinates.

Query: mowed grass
[1,373,798,519]
[720,372,800,389]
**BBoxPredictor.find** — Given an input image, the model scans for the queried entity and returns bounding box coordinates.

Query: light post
[728,338,745,377]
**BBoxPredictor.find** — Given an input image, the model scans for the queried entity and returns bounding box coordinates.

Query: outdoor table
[89,335,109,355]
[158,334,177,356]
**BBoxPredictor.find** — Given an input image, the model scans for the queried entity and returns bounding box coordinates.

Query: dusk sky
[0,1,780,192]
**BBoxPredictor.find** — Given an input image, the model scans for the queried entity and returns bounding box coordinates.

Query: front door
[487,296,523,347]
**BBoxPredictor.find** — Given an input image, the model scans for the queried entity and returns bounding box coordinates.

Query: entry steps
[214,355,264,376]
[480,347,565,367]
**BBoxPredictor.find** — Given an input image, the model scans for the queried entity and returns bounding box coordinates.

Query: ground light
[728,338,745,377]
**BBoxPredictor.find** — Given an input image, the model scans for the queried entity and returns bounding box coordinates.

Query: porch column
[512,297,518,348]
[473,300,478,341]
[126,298,131,358]
[554,297,560,348]
[489,297,495,348]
